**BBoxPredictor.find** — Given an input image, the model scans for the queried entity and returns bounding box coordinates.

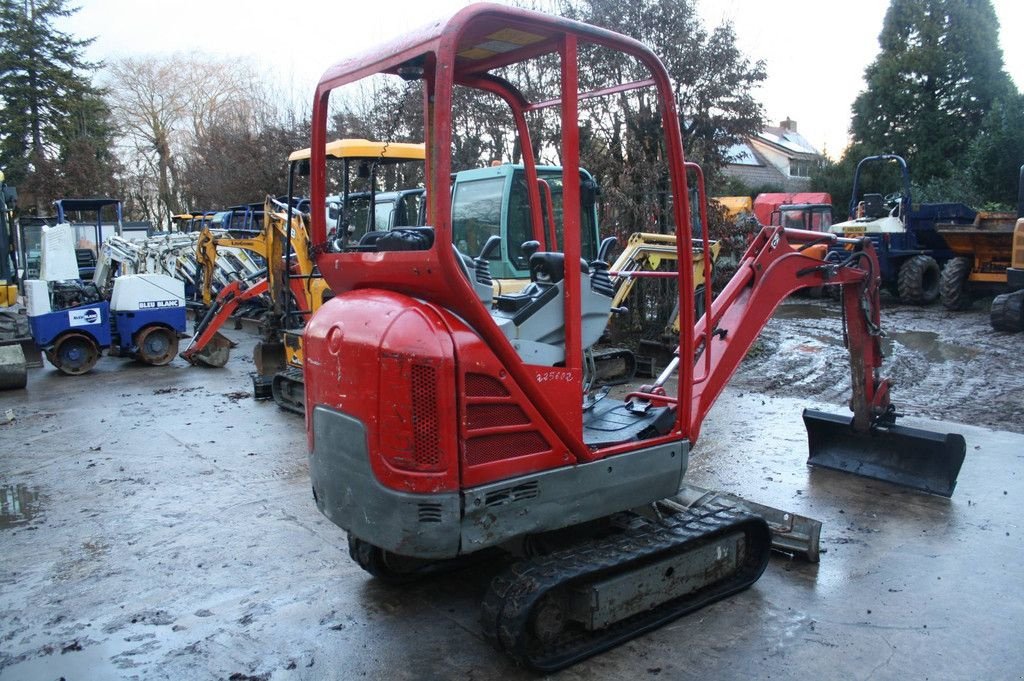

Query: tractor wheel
[136,326,179,366]
[347,536,431,584]
[990,290,1024,332]
[939,257,973,310]
[51,332,100,375]
[897,255,941,305]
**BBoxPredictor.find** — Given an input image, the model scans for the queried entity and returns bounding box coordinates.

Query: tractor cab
[286,137,425,249]
[211,203,266,236]
[773,203,833,231]
[326,187,426,242]
[829,155,912,237]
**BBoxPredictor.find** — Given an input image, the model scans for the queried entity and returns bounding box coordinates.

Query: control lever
[474,235,502,286]
[595,236,617,265]
[521,240,541,260]
[590,236,618,297]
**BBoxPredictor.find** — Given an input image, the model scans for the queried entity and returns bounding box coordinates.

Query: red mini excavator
[302,4,966,671]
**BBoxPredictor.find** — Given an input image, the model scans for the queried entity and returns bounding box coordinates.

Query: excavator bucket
[185,332,235,368]
[252,340,286,399]
[803,409,966,497]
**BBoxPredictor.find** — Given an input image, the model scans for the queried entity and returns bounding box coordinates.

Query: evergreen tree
[850,0,1014,184]
[0,0,116,211]
[965,93,1024,208]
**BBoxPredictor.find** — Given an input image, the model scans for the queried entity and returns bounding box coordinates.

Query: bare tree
[105,54,267,224]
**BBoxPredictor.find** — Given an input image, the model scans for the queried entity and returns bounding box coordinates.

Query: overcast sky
[65,0,1023,159]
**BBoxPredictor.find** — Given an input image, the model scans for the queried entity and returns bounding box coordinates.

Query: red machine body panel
[753,192,832,226]
[305,288,580,492]
[304,290,460,493]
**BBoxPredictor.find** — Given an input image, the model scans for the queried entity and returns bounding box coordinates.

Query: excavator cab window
[374,200,394,230]
[462,167,599,278]
[452,177,503,258]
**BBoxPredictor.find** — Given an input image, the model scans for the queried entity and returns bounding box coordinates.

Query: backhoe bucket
[803,409,966,497]
[252,340,286,400]
[184,332,235,368]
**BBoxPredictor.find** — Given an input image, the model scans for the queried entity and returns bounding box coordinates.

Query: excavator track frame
[481,500,770,672]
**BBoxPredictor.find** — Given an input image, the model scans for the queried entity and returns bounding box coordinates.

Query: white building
[723,118,824,191]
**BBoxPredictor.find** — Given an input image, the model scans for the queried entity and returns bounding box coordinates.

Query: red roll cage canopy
[309,3,698,459]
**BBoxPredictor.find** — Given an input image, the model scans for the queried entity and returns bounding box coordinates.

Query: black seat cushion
[359,227,435,252]
[529,252,589,284]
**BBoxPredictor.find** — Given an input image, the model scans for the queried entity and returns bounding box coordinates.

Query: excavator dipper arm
[625,225,965,496]
[179,277,267,367]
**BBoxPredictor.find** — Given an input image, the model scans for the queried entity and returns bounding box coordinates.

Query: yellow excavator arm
[609,232,720,334]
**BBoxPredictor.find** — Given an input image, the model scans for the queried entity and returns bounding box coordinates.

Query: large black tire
[939,256,973,310]
[51,332,100,375]
[897,255,941,305]
[990,290,1024,332]
[135,326,179,366]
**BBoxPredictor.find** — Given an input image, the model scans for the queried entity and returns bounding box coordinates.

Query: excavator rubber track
[271,366,305,414]
[481,501,771,672]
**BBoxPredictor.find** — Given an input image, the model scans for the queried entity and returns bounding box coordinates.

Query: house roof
[757,125,821,157]
[725,142,762,166]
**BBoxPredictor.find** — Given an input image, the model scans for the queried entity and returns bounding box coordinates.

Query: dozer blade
[803,409,966,497]
[665,484,822,562]
[183,332,236,368]
[591,347,636,385]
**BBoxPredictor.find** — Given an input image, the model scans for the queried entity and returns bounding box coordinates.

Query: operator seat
[489,240,615,366]
[862,194,886,219]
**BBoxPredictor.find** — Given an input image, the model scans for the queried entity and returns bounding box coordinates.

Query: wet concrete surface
[1,300,1022,680]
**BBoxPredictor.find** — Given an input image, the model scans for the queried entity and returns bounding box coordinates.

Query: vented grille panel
[417,502,443,523]
[466,404,530,429]
[484,481,540,507]
[465,373,509,397]
[411,364,441,468]
[465,432,549,466]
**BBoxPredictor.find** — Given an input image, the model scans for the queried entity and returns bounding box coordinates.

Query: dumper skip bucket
[803,409,966,497]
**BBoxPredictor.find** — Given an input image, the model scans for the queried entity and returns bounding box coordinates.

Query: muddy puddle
[732,299,1024,432]
[1,483,44,529]
[885,330,980,363]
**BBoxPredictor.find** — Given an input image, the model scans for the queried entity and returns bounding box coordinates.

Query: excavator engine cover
[803,409,966,497]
